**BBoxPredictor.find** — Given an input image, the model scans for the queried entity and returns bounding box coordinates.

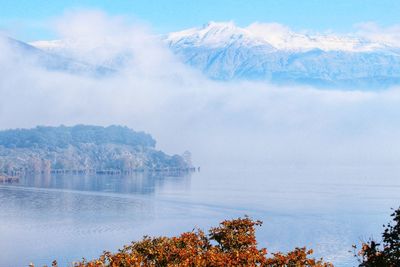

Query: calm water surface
[1,164,400,267]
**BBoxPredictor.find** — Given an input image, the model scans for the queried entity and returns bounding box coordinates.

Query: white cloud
[246,22,384,51]
[34,10,182,71]
[355,22,400,48]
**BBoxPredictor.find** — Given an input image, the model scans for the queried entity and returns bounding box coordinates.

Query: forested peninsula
[0,125,192,176]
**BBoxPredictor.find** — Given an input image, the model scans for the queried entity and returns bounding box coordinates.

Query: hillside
[165,22,400,88]
[25,22,400,89]
[1,36,113,76]
[0,125,191,175]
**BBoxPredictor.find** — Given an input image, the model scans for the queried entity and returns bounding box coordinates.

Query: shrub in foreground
[355,207,400,267]
[51,217,332,267]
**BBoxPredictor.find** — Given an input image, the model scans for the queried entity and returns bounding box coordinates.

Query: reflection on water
[15,172,191,195]
[0,172,192,267]
[0,166,400,267]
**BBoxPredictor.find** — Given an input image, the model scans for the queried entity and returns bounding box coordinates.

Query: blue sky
[1,0,399,41]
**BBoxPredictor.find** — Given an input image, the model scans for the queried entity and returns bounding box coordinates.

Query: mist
[1,10,400,169]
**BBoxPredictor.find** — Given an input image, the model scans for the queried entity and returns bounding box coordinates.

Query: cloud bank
[1,10,400,167]
[245,21,400,51]
[356,22,400,48]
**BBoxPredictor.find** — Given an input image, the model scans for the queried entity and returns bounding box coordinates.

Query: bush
[355,207,400,267]
[44,217,332,267]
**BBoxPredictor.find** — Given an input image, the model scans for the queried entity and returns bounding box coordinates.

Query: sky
[1,0,400,41]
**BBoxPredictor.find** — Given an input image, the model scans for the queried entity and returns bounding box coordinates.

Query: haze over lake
[1,163,399,267]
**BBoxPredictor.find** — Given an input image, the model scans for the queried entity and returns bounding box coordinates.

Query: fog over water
[0,10,400,267]
[1,166,400,267]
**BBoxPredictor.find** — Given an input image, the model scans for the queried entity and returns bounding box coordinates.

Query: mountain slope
[1,36,113,76]
[24,22,400,88]
[165,22,400,88]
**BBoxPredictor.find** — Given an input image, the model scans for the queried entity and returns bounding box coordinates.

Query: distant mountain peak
[166,21,271,49]
[1,35,113,76]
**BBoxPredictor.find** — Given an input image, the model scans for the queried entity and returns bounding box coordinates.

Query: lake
[1,164,399,267]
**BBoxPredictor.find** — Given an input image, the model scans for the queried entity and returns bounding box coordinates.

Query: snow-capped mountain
[165,22,400,88]
[166,21,387,52]
[0,36,112,76]
[166,21,274,50]
[15,21,400,88]
[30,38,133,70]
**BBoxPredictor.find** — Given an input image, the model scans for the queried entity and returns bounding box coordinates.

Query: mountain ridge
[1,36,113,76]
[7,22,400,88]
[165,22,400,88]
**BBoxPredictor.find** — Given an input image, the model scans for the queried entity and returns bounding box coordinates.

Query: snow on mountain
[30,38,131,70]
[166,21,274,49]
[245,22,387,52]
[25,21,400,88]
[165,22,400,88]
[1,36,112,76]
[166,21,390,52]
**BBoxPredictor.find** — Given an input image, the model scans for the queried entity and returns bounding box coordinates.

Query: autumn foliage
[54,217,333,267]
[355,207,400,267]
